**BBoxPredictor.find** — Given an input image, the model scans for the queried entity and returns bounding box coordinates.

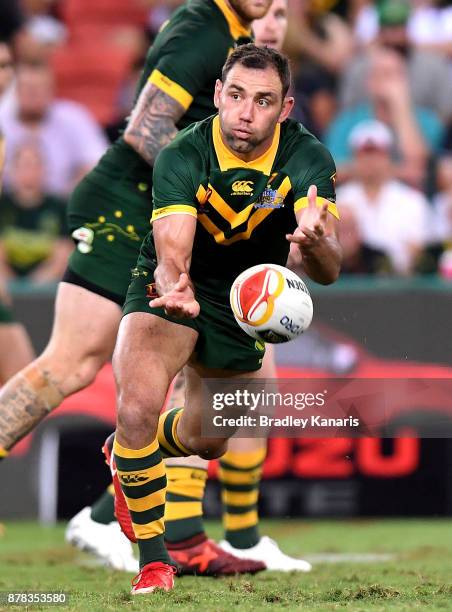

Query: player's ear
[213,79,223,109]
[278,96,294,123]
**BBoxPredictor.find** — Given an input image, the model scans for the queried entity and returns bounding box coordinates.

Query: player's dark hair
[221,44,291,98]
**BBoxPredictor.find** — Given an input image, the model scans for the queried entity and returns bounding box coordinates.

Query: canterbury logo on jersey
[231,180,254,196]
[119,474,150,485]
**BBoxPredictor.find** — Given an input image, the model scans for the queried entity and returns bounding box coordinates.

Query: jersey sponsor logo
[231,180,254,196]
[253,187,285,209]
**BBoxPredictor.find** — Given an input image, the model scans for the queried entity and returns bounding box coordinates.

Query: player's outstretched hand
[149,273,200,319]
[286,184,328,252]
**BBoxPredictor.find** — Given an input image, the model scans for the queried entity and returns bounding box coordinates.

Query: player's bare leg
[162,353,311,572]
[112,312,198,593]
[111,312,264,592]
[0,282,122,455]
[163,372,266,575]
[160,348,309,572]
[218,346,311,571]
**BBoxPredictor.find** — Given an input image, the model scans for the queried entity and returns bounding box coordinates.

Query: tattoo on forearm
[0,369,64,450]
[125,84,185,167]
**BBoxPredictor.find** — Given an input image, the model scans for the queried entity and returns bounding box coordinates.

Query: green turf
[0,519,451,611]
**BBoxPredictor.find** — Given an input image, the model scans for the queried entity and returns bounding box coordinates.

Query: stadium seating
[51,43,134,126]
[60,0,149,31]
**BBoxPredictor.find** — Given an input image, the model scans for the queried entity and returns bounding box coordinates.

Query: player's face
[229,0,273,22]
[253,0,288,51]
[214,63,294,160]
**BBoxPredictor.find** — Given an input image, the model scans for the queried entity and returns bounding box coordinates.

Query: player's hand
[149,272,200,319]
[286,185,329,252]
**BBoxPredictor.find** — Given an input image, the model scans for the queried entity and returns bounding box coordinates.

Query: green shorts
[0,300,14,324]
[123,266,266,372]
[67,170,152,303]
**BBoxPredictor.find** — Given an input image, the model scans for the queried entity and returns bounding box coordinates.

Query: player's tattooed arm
[124,83,186,167]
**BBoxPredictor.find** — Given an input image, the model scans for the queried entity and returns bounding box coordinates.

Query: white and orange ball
[229,264,313,344]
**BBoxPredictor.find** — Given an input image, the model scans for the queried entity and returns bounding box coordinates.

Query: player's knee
[117,402,158,441]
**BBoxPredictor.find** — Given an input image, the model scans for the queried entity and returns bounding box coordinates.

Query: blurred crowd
[1,0,452,284]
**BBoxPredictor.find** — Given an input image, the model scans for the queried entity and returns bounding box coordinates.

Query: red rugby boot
[131,562,176,595]
[167,534,266,576]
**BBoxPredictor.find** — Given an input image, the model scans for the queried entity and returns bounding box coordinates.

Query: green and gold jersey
[142,115,337,293]
[96,0,252,185]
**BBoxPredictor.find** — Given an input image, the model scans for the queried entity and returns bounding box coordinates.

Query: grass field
[0,519,451,611]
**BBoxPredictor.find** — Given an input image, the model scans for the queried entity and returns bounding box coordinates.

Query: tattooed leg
[0,283,122,454]
[0,363,64,450]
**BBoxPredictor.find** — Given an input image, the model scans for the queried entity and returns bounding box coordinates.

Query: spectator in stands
[339,206,392,275]
[336,120,430,276]
[342,0,452,124]
[0,62,108,197]
[419,154,452,278]
[0,40,14,115]
[326,44,443,188]
[0,143,72,284]
[349,0,378,46]
[283,0,353,136]
[21,0,67,57]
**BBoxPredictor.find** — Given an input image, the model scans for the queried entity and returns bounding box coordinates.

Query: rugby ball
[230,263,313,344]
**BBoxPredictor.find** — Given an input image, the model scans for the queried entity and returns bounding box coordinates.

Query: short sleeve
[151,145,198,222]
[292,143,339,219]
[148,26,223,111]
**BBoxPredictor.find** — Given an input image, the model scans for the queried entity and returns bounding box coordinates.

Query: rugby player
[111,44,341,594]
[0,0,279,576]
[68,0,314,575]
[144,0,315,574]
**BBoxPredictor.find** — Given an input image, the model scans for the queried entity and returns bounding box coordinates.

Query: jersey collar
[212,115,281,176]
[213,0,252,40]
